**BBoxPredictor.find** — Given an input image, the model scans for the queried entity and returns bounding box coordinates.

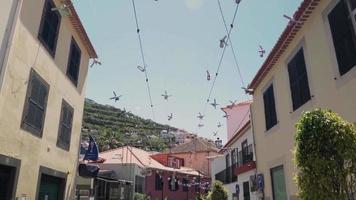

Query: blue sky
[74,0,302,143]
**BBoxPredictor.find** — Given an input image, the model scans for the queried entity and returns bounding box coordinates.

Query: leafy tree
[295,109,356,200]
[206,181,228,200]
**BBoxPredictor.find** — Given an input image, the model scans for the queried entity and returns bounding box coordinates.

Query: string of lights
[131,0,156,120]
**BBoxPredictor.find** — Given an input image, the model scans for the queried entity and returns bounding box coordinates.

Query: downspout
[250,102,264,199]
[0,0,22,92]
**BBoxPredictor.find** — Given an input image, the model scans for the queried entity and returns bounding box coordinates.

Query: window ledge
[289,96,316,121]
[21,122,43,139]
[56,142,70,151]
[334,65,356,89]
[264,122,280,135]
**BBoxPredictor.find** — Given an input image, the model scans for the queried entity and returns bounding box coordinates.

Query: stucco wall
[251,0,356,199]
[171,151,219,177]
[0,0,15,55]
[0,0,90,198]
[223,102,250,141]
[0,0,18,86]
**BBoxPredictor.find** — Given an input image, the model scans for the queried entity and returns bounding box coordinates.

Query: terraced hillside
[82,99,176,152]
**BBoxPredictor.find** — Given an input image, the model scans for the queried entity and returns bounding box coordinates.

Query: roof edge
[221,120,251,151]
[248,0,320,90]
[64,0,98,58]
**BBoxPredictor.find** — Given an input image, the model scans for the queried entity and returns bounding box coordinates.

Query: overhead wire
[201,1,241,117]
[217,0,246,88]
[131,0,156,120]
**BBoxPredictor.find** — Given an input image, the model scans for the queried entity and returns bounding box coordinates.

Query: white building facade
[211,101,258,200]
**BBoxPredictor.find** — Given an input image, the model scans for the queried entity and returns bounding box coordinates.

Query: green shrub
[134,193,149,200]
[295,109,356,200]
[208,181,228,200]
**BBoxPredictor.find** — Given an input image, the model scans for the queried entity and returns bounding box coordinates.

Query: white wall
[0,0,17,83]
[211,126,258,200]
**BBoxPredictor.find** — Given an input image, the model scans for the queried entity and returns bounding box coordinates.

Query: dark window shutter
[288,49,311,111]
[38,0,61,55]
[57,100,74,150]
[328,0,356,75]
[67,39,81,85]
[22,70,49,136]
[263,85,277,130]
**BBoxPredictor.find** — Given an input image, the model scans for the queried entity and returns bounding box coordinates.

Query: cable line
[131,0,155,120]
[217,0,246,88]
[201,2,241,116]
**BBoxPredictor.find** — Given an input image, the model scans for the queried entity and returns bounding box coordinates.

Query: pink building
[222,100,252,141]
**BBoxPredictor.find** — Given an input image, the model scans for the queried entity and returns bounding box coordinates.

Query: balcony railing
[237,144,254,167]
[235,144,256,175]
[215,165,237,184]
[215,144,255,183]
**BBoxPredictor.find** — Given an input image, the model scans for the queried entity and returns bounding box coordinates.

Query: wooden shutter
[38,0,61,55]
[263,85,277,130]
[288,49,311,110]
[67,39,81,85]
[328,0,356,75]
[57,100,74,150]
[22,70,49,136]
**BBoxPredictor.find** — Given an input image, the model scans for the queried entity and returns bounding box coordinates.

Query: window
[288,48,311,111]
[168,176,179,191]
[66,38,81,86]
[21,70,49,137]
[225,154,230,168]
[155,173,163,191]
[135,176,144,193]
[242,140,248,164]
[271,165,287,200]
[263,84,277,131]
[183,178,189,192]
[57,100,74,151]
[38,0,61,56]
[328,0,356,75]
[231,149,237,165]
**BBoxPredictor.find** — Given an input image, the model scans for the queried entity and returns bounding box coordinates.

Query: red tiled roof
[248,0,320,90]
[63,0,97,58]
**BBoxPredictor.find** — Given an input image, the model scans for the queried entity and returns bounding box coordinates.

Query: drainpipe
[0,0,22,92]
[250,103,264,200]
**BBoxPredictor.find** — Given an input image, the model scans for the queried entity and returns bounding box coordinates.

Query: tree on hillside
[295,109,356,200]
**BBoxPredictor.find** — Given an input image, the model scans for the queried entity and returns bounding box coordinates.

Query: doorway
[0,164,16,200]
[38,174,66,200]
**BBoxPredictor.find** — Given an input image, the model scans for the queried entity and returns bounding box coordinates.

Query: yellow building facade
[249,0,356,199]
[0,0,96,199]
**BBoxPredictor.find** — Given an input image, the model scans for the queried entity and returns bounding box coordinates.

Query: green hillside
[82,99,176,152]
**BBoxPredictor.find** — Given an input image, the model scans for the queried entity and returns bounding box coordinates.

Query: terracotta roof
[248,0,320,90]
[63,0,97,58]
[169,138,219,154]
[99,146,201,176]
